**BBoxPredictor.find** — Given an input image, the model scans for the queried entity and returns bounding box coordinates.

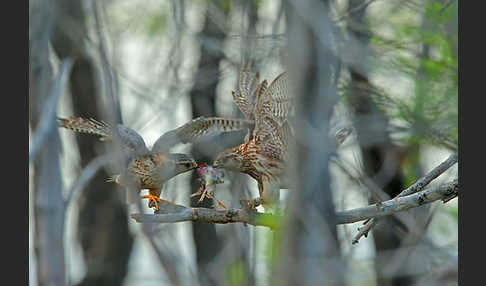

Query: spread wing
[252,72,293,160]
[58,116,112,139]
[58,116,150,157]
[254,117,291,160]
[151,116,254,153]
[253,71,293,127]
[113,124,150,156]
[232,62,267,121]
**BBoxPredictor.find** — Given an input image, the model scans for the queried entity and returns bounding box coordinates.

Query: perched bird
[213,63,293,209]
[59,116,252,211]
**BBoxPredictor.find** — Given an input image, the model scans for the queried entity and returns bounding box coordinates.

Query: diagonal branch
[351,153,458,244]
[29,59,73,165]
[130,179,457,228]
[397,153,457,198]
[65,154,111,207]
[337,179,457,224]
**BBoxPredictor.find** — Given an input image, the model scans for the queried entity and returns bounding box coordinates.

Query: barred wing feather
[151,116,254,153]
[232,62,267,121]
[58,116,150,157]
[253,72,292,127]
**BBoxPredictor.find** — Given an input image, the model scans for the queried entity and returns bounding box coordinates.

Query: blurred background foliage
[29,0,458,285]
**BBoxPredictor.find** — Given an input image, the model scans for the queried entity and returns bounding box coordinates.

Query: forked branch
[351,153,458,244]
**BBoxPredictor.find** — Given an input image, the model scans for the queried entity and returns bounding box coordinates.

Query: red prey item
[191,163,226,208]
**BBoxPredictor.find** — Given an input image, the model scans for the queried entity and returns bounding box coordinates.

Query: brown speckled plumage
[59,115,252,211]
[214,64,293,208]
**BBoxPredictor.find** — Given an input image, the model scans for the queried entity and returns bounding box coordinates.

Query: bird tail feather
[58,116,112,140]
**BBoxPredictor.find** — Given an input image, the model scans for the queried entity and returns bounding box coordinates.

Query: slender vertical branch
[29,0,67,284]
[29,59,73,164]
[50,1,134,285]
[276,1,345,285]
[188,2,227,284]
[92,0,122,124]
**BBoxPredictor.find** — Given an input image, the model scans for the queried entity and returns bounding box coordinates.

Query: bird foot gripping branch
[142,195,180,213]
[191,163,227,209]
[140,194,163,211]
[58,114,253,214]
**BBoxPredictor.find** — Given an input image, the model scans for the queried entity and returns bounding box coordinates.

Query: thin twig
[29,59,73,165]
[397,153,458,198]
[131,179,457,228]
[65,154,111,207]
[92,0,120,123]
[351,153,458,244]
[331,156,391,203]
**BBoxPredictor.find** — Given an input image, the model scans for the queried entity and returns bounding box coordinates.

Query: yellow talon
[140,194,162,211]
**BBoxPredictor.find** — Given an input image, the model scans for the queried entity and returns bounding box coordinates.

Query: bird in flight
[59,116,252,211]
[213,62,293,210]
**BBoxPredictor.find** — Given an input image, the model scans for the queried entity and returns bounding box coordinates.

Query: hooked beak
[169,153,198,169]
[184,161,198,169]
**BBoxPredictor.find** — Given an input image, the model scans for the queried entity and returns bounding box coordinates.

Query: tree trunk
[346,1,421,285]
[50,1,134,285]
[188,5,225,285]
[275,1,345,285]
[30,1,66,284]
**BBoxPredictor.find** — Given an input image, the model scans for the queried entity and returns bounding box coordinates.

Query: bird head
[213,147,245,171]
[167,153,198,176]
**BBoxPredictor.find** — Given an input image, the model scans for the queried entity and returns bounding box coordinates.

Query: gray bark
[275,1,345,285]
[29,0,67,285]
[131,179,458,227]
[50,1,134,285]
[345,1,426,284]
[189,4,225,285]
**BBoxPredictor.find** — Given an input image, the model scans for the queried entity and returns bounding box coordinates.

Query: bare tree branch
[130,179,457,228]
[397,153,458,198]
[65,154,111,206]
[352,153,458,244]
[338,179,457,224]
[132,207,280,228]
[92,0,122,124]
[29,59,73,165]
[30,2,67,280]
